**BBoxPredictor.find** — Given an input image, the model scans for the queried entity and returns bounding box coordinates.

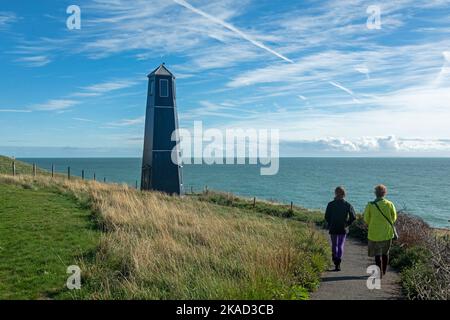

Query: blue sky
[1,0,450,157]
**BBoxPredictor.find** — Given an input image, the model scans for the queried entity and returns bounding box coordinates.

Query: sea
[19,158,450,228]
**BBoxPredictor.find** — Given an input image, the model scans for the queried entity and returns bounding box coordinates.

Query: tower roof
[148,64,175,78]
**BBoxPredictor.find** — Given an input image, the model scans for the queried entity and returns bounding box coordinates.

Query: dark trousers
[330,234,347,264]
[375,255,389,276]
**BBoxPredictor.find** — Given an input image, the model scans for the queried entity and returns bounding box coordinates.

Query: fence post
[82,170,85,180]
[103,177,106,183]
[12,160,16,176]
[32,164,36,177]
[51,164,54,178]
[191,186,193,194]
[135,180,138,189]
[290,201,293,211]
[205,185,208,194]
[68,167,71,180]
[253,197,256,208]
[93,173,96,181]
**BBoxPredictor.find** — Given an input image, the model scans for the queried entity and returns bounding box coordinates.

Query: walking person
[363,184,397,278]
[325,186,356,271]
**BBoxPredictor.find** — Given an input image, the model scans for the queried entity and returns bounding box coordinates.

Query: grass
[0,156,329,300]
[0,183,99,299]
[195,191,324,225]
[0,155,50,176]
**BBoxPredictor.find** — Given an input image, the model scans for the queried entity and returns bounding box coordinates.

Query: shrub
[348,214,368,242]
[390,245,431,270]
[401,262,436,299]
[395,212,432,248]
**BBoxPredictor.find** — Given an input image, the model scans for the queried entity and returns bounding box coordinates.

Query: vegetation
[0,182,99,299]
[0,156,329,300]
[349,210,449,300]
[196,191,324,225]
[0,155,48,176]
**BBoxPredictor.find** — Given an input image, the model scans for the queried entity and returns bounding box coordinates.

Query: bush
[401,262,436,299]
[390,245,431,270]
[348,214,368,242]
[395,212,432,248]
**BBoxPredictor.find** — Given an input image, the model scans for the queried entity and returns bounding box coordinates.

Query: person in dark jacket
[325,186,356,271]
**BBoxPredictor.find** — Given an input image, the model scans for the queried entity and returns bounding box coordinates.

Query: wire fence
[8,159,212,195]
[8,159,141,189]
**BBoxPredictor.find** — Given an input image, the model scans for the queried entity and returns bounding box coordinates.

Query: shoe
[334,259,341,271]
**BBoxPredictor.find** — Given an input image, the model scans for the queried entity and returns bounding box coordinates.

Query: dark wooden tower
[141,64,183,194]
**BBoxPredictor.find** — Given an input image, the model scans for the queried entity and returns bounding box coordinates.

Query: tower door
[141,165,152,190]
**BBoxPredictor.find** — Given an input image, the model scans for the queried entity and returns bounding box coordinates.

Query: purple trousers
[330,234,347,260]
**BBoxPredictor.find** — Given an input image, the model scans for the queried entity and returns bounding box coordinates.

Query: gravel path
[311,236,403,300]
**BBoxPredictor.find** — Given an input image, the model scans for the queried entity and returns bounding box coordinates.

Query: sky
[0,0,450,157]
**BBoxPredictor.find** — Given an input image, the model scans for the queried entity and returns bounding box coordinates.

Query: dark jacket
[325,199,356,234]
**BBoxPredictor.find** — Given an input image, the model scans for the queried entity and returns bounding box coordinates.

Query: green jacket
[363,198,397,242]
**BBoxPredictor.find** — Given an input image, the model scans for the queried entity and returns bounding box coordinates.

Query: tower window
[150,80,154,96]
[160,79,169,97]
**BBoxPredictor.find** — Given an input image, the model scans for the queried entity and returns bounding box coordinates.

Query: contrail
[173,0,294,63]
[329,81,354,96]
[0,109,32,113]
[329,81,361,103]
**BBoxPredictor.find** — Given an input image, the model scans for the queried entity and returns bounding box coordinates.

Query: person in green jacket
[363,184,397,278]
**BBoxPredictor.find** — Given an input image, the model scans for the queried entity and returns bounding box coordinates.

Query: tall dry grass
[0,174,328,299]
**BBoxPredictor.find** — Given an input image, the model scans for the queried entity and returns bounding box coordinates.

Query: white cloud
[181,100,258,120]
[83,80,137,94]
[179,43,263,71]
[73,117,96,123]
[72,79,138,97]
[77,0,249,59]
[108,116,145,127]
[31,99,79,111]
[3,0,450,156]
[434,51,450,86]
[15,55,51,67]
[0,109,31,113]
[0,12,17,29]
[355,65,370,79]
[173,0,293,63]
[11,0,290,70]
[282,136,450,155]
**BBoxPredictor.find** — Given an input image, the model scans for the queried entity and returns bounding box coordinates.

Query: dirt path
[311,236,403,300]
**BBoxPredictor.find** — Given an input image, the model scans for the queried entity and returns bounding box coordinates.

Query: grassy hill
[0,156,329,299]
[0,156,50,176]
